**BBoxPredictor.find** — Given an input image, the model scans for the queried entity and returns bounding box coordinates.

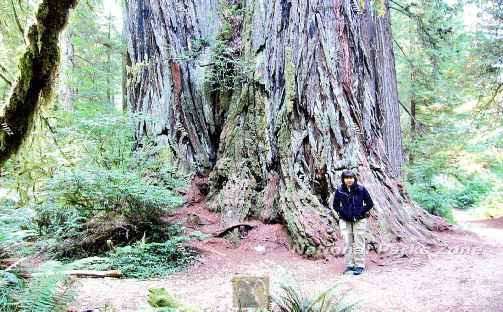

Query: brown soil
[70,190,503,312]
[472,216,503,229]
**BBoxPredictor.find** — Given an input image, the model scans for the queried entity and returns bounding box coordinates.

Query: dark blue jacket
[332,183,374,221]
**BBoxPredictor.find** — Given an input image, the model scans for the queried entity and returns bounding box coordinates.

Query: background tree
[469,0,502,114]
[391,0,503,220]
[57,0,123,110]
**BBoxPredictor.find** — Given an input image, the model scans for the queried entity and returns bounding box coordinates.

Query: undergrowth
[405,111,503,222]
[0,103,196,310]
[1,262,76,312]
[73,236,198,279]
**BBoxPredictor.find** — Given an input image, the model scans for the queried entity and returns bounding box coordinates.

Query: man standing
[330,170,374,275]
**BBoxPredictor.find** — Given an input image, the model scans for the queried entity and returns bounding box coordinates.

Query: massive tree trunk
[126,0,448,257]
[0,0,79,166]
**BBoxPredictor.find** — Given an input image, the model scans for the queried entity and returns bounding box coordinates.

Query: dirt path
[71,210,503,312]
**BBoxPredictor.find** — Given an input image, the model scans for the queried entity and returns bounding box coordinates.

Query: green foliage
[29,117,187,257]
[147,287,197,311]
[393,0,502,223]
[0,0,37,101]
[393,0,502,221]
[36,167,183,228]
[0,282,20,312]
[59,0,123,108]
[452,179,491,209]
[1,99,189,258]
[404,112,502,221]
[0,202,37,258]
[75,238,197,279]
[31,166,185,257]
[206,41,250,92]
[0,262,75,312]
[19,275,75,312]
[466,0,503,113]
[392,0,470,114]
[406,183,454,222]
[107,238,196,279]
[204,0,252,92]
[272,284,357,312]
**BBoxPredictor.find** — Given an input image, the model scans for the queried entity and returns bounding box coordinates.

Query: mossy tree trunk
[126,0,448,257]
[0,0,79,166]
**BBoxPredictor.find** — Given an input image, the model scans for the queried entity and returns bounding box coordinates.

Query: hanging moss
[0,0,78,167]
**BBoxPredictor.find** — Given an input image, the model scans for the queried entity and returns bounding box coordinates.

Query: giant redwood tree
[125,0,449,257]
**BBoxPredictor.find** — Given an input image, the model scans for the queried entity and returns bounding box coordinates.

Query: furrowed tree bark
[126,0,449,257]
[0,0,79,167]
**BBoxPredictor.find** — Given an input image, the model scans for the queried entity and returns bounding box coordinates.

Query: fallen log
[1,257,26,272]
[30,270,121,278]
[214,223,256,238]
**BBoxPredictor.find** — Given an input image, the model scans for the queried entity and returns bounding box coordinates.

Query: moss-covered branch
[0,0,78,167]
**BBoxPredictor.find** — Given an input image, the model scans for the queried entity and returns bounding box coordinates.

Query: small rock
[254,245,266,254]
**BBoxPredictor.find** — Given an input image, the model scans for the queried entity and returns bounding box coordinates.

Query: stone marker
[232,276,270,310]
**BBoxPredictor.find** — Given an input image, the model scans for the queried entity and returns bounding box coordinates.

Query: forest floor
[71,197,503,312]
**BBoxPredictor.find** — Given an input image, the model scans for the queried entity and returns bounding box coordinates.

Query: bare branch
[75,53,94,65]
[0,71,12,86]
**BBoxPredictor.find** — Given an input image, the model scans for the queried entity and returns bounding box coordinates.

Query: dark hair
[340,170,358,184]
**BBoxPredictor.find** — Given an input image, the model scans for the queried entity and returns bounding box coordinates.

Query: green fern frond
[0,0,10,17]
[19,262,76,312]
[272,284,359,312]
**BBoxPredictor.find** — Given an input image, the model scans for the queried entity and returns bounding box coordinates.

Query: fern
[0,282,20,312]
[0,0,10,17]
[19,262,76,312]
[0,202,37,258]
[272,284,358,312]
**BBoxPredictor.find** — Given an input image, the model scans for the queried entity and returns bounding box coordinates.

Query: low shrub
[33,166,186,258]
[452,179,492,209]
[272,284,358,312]
[106,238,197,279]
[73,237,197,279]
[406,183,454,223]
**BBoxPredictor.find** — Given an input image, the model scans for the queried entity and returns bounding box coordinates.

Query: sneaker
[343,266,354,275]
[353,267,365,275]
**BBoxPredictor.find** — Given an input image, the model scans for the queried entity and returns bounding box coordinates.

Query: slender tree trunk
[375,15,404,177]
[126,0,448,257]
[59,28,75,111]
[121,0,128,112]
[408,18,420,166]
[0,0,79,167]
[106,11,113,107]
[121,50,128,112]
[409,70,417,165]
